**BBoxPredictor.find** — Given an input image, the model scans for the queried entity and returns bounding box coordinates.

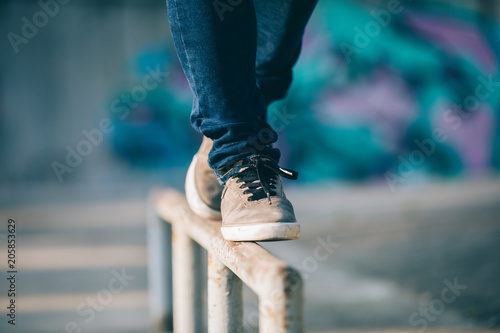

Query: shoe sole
[221,222,300,242]
[185,154,222,220]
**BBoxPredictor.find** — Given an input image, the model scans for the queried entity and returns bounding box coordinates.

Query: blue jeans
[166,0,318,179]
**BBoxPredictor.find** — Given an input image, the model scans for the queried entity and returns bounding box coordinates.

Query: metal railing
[147,189,303,333]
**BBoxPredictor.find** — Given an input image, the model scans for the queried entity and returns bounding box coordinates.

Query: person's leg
[167,0,314,241]
[166,0,279,175]
[254,0,319,105]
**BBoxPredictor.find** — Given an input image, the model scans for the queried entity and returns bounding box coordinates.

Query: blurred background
[0,0,499,332]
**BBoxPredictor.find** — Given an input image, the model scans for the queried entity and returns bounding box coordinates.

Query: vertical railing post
[147,194,173,331]
[151,189,305,333]
[172,225,204,333]
[207,252,243,333]
[259,269,303,333]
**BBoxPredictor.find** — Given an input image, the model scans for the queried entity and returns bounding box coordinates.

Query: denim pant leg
[255,0,319,105]
[166,0,280,175]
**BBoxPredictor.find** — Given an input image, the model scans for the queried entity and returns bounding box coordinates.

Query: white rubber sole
[221,222,300,242]
[185,154,222,220]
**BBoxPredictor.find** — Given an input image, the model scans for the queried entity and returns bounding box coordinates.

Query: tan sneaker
[185,137,223,220]
[220,155,299,242]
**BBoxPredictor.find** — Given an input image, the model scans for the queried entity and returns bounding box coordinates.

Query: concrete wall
[0,0,172,185]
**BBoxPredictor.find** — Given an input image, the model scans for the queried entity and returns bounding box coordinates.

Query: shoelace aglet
[267,192,272,205]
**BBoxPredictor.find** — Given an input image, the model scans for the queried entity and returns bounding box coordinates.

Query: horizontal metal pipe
[153,189,302,299]
[153,189,303,333]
